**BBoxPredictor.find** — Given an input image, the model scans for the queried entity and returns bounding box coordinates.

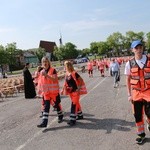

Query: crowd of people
[22,39,150,145]
[86,55,122,88]
[22,54,125,129]
[23,57,88,128]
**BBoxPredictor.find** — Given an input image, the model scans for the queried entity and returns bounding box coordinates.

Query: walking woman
[37,57,63,128]
[61,61,87,126]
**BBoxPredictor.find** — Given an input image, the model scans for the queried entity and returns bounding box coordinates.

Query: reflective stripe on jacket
[37,67,59,95]
[129,56,150,91]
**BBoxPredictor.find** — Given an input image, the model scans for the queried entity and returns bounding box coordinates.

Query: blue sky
[0,0,150,50]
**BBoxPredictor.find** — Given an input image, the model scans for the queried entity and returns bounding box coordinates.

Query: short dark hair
[25,63,30,66]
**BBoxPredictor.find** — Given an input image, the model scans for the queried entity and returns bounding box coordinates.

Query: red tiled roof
[39,40,57,53]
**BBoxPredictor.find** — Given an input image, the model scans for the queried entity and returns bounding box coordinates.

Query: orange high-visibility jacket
[62,71,87,95]
[87,62,93,70]
[37,67,59,96]
[130,56,150,91]
[33,71,40,84]
[98,61,105,70]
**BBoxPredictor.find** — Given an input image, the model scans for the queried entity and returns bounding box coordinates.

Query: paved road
[0,65,150,150]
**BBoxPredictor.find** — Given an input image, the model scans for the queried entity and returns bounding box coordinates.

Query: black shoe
[37,123,47,128]
[58,115,63,123]
[136,133,146,144]
[76,115,84,120]
[67,120,76,126]
[37,120,48,128]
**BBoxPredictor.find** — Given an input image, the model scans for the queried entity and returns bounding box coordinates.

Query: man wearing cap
[124,40,150,144]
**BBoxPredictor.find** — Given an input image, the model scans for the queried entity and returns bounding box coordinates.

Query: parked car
[81,57,89,63]
[74,57,89,64]
[74,58,82,64]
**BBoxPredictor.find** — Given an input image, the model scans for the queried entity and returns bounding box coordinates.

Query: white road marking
[15,77,107,150]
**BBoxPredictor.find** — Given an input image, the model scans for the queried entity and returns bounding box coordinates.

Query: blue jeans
[112,71,119,85]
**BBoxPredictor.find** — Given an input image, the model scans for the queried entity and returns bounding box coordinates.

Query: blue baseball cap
[131,40,142,48]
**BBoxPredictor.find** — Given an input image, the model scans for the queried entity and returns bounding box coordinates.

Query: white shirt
[124,55,147,75]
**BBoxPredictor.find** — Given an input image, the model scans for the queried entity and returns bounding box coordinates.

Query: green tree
[64,42,78,59]
[53,42,78,60]
[146,32,150,53]
[107,32,124,56]
[0,45,7,73]
[81,48,90,56]
[53,46,65,61]
[97,41,109,56]
[35,47,46,62]
[0,45,6,65]
[5,42,17,72]
[90,42,98,54]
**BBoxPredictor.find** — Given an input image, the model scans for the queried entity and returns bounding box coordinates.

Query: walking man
[109,58,120,88]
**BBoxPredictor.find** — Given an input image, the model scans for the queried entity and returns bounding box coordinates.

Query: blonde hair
[41,56,51,67]
[64,61,74,72]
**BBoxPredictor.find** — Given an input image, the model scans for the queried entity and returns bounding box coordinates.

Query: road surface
[0,65,150,150]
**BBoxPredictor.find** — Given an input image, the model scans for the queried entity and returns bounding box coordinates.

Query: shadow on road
[43,113,134,134]
[145,137,150,143]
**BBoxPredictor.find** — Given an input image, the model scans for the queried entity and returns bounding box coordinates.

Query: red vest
[130,56,150,91]
[87,62,93,70]
[62,71,87,95]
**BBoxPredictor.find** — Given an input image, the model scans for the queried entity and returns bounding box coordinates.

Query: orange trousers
[69,91,82,114]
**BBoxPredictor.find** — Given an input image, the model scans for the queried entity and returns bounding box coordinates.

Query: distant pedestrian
[0,72,2,78]
[2,71,8,78]
[23,63,36,99]
[33,66,43,98]
[87,60,93,77]
[109,58,120,88]
[98,59,105,77]
[33,66,43,87]
[124,40,150,144]
[81,66,86,73]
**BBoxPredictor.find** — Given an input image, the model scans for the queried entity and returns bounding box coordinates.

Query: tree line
[54,31,150,60]
[0,31,150,72]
